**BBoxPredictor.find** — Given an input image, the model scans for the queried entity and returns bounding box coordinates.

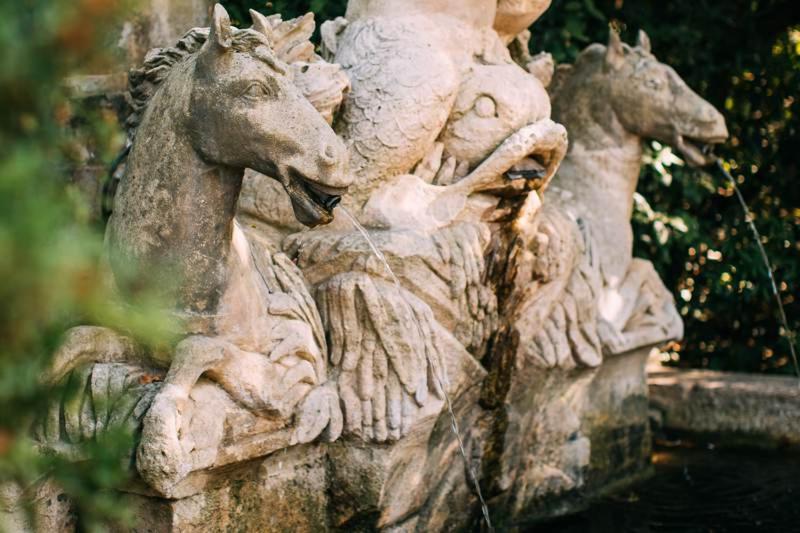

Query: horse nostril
[702,107,722,123]
[324,195,342,211]
[320,143,338,166]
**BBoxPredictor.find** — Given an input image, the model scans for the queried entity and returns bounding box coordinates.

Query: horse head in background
[604,29,727,166]
[549,29,728,289]
[526,29,730,365]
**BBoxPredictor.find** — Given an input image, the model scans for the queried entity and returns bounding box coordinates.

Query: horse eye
[242,82,276,99]
[646,78,662,90]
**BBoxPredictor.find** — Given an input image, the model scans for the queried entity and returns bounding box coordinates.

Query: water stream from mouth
[339,206,494,531]
[715,159,799,380]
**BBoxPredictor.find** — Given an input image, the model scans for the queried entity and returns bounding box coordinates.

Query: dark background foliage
[224,0,799,375]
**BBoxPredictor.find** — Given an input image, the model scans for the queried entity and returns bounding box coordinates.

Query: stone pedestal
[485,346,654,529]
[117,445,330,533]
[15,348,655,532]
[650,366,800,448]
[582,347,654,493]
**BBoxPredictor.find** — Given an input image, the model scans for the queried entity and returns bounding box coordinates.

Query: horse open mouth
[674,134,726,167]
[282,168,345,227]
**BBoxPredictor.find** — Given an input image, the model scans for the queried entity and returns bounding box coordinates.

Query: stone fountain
[7,1,728,531]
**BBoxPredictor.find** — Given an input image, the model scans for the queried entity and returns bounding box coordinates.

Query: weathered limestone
[276,2,572,526]
[116,445,331,532]
[581,347,653,493]
[481,348,653,527]
[1,480,77,533]
[120,0,216,68]
[494,0,553,44]
[17,2,732,531]
[544,30,728,363]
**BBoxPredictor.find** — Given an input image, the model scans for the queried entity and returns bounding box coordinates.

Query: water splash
[715,159,799,380]
[339,206,494,531]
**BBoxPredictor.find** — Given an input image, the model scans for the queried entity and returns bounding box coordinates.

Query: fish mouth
[281,168,346,227]
[674,133,727,167]
[489,156,548,197]
[505,156,548,185]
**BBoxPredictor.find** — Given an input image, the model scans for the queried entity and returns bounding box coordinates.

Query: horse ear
[249,9,275,44]
[637,30,652,53]
[209,4,233,50]
[605,27,625,71]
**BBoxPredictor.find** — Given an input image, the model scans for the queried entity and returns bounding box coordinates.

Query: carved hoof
[292,384,342,445]
[136,384,191,494]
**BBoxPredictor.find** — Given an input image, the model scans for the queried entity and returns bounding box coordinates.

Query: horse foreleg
[136,335,229,494]
[600,259,683,354]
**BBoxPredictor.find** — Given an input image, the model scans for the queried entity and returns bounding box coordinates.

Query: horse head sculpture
[190,7,350,221]
[550,29,729,287]
[542,29,729,359]
[553,29,728,169]
[604,30,728,166]
[108,4,350,318]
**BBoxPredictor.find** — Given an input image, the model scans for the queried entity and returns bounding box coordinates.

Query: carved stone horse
[40,5,352,495]
[532,29,728,363]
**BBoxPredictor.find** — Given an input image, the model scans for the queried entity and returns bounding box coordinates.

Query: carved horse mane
[126,28,207,136]
[126,26,291,136]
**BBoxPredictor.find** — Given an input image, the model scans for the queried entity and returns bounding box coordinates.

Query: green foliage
[0,0,171,530]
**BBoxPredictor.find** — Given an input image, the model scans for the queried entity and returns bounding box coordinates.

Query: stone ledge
[648,366,800,447]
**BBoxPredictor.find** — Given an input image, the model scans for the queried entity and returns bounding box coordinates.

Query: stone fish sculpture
[36,5,352,496]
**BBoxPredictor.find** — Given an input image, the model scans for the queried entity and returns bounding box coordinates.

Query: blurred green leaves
[0,0,171,530]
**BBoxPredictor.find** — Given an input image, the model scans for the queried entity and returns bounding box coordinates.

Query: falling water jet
[714,159,799,381]
[339,206,495,532]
